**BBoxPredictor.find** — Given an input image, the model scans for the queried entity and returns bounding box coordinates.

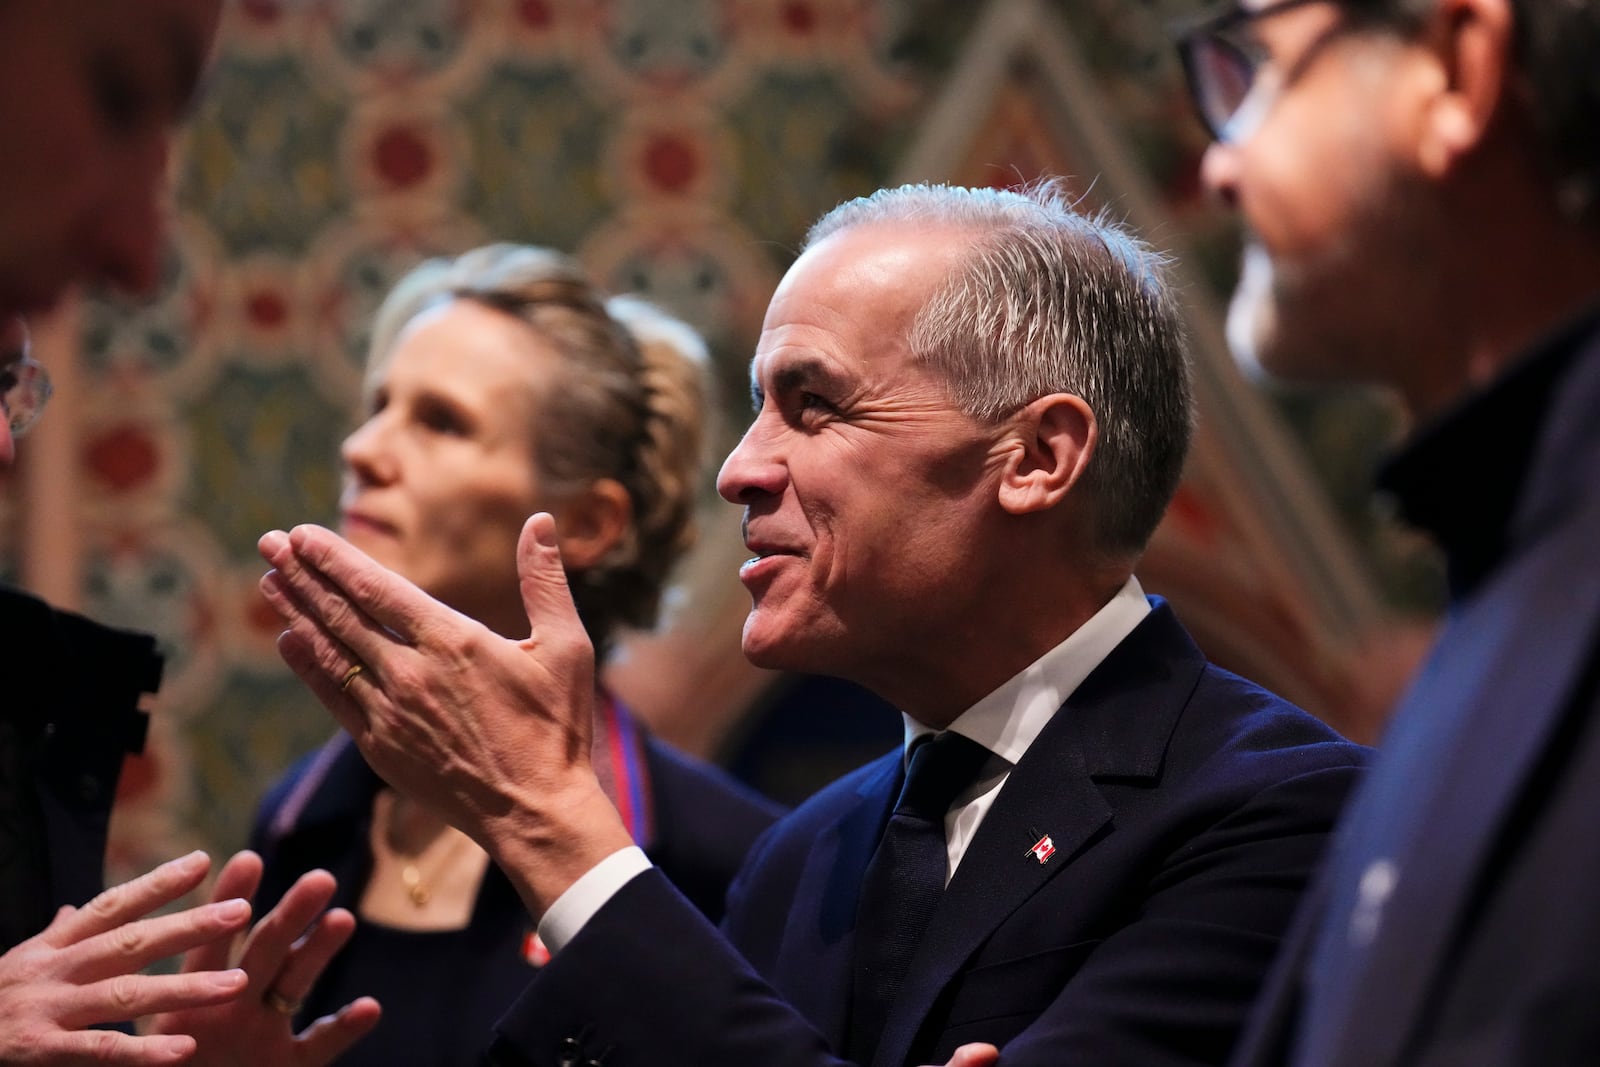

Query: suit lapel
[776,753,901,1049]
[871,604,1204,1067]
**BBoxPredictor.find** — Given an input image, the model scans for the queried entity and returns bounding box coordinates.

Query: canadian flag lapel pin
[1026,834,1056,865]
[521,928,552,968]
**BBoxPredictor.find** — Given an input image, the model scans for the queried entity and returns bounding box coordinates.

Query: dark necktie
[848,731,991,1063]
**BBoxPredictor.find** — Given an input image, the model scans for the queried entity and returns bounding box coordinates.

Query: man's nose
[1199,140,1242,209]
[716,419,786,504]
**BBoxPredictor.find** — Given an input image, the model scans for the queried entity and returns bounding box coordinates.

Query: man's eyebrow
[753,357,851,406]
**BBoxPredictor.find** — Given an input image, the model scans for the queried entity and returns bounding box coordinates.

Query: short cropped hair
[804,181,1192,557]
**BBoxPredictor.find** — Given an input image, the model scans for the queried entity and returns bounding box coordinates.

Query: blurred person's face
[0,0,221,324]
[1194,0,1438,389]
[0,318,31,466]
[715,222,1007,693]
[340,300,557,637]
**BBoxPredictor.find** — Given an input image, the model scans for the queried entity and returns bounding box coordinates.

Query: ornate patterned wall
[0,0,1437,882]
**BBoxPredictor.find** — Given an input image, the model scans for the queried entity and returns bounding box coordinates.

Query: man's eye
[91,55,151,132]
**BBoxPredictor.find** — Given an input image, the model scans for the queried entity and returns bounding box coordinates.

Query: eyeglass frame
[1175,0,1391,144]
[1,320,54,439]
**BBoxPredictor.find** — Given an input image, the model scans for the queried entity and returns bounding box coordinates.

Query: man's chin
[739,612,817,674]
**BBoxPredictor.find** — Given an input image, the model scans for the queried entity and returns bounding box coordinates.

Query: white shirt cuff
[536,846,653,956]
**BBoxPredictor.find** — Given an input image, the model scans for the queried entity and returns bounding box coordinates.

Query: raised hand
[148,851,379,1067]
[0,850,250,1065]
[257,514,633,918]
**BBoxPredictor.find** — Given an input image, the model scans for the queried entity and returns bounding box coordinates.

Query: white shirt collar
[901,575,1151,767]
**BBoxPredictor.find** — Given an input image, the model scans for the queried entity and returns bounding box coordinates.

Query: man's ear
[1416,0,1515,177]
[996,393,1096,516]
[553,478,633,570]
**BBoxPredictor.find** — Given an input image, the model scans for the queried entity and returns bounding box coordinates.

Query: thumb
[936,1043,1000,1067]
[518,512,583,636]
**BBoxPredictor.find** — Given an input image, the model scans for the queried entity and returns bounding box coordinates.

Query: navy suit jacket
[1230,322,1600,1067]
[490,601,1367,1067]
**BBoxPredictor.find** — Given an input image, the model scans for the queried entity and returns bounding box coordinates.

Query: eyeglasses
[1176,0,1350,143]
[1,319,53,439]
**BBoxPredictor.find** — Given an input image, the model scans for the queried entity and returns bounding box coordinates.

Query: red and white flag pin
[520,929,552,968]
[1026,835,1056,865]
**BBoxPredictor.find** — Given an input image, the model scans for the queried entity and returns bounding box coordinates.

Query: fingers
[258,539,394,685]
[43,852,214,949]
[937,1043,1001,1067]
[263,525,430,647]
[277,628,368,740]
[63,967,248,1031]
[71,898,252,985]
[295,996,382,1066]
[177,851,263,977]
[265,906,355,1011]
[209,851,264,904]
[235,870,338,995]
[516,514,585,642]
[37,1028,198,1066]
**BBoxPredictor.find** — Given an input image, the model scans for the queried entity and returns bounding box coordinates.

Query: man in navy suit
[1178,1,1600,1064]
[261,181,1367,1067]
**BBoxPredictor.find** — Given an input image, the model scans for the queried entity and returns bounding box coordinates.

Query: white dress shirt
[539,577,1151,953]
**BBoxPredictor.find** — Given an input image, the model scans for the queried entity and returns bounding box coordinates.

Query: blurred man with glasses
[0,3,380,1063]
[1178,1,1600,1065]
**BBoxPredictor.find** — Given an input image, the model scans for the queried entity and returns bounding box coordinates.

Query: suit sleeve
[488,868,851,1067]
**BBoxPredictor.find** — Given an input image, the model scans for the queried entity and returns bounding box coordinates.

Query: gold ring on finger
[263,989,303,1016]
[340,663,366,692]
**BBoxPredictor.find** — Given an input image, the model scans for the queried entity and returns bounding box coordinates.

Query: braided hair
[365,244,712,655]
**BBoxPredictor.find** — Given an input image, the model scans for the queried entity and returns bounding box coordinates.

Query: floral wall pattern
[0,0,1435,880]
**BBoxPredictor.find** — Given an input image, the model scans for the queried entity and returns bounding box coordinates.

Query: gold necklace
[374,791,475,909]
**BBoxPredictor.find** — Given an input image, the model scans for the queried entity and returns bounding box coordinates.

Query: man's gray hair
[803,180,1192,558]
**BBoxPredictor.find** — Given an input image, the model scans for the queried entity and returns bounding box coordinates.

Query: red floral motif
[246,289,289,330]
[373,126,433,190]
[781,2,817,34]
[643,134,699,194]
[517,0,553,29]
[84,425,160,494]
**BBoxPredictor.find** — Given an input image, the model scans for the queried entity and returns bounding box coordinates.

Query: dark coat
[0,587,160,950]
[1230,322,1600,1067]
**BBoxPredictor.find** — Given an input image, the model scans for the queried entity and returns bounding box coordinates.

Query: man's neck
[1401,178,1600,422]
[869,566,1134,729]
